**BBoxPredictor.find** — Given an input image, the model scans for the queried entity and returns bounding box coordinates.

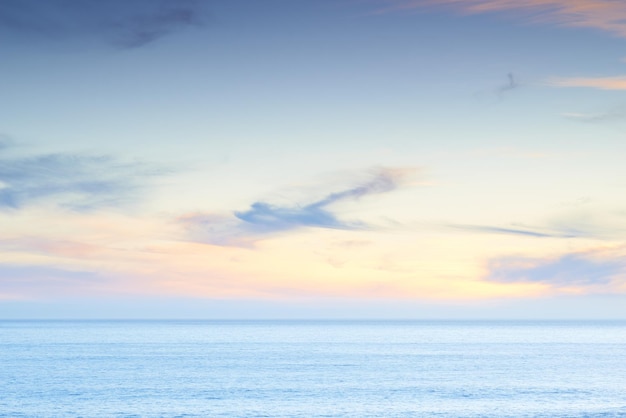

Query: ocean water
[1,320,626,417]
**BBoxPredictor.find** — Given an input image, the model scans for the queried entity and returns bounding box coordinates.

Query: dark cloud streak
[0,0,208,49]
[496,72,520,97]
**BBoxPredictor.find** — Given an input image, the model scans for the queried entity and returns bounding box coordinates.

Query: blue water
[1,321,626,417]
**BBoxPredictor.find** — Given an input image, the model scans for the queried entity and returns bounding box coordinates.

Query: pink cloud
[379,0,626,38]
[549,75,626,90]
[0,238,102,258]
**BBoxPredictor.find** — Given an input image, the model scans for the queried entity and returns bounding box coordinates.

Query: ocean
[1,320,625,417]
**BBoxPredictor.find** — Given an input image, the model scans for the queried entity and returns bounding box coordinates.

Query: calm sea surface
[1,320,625,417]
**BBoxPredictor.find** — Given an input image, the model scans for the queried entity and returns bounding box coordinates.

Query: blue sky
[2,0,626,318]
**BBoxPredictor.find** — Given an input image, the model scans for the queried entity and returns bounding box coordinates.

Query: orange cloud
[380,0,626,38]
[549,75,626,90]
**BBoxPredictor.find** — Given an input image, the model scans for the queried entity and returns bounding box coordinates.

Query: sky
[2,0,626,319]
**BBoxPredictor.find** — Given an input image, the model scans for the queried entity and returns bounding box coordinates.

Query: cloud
[0,145,164,211]
[0,0,207,48]
[0,264,106,298]
[451,207,626,241]
[378,0,626,38]
[181,167,415,246]
[0,263,156,299]
[450,224,579,238]
[235,168,406,231]
[472,72,523,102]
[549,76,626,90]
[0,237,101,259]
[562,106,626,122]
[233,201,359,233]
[487,252,625,288]
[496,72,520,96]
[545,211,626,241]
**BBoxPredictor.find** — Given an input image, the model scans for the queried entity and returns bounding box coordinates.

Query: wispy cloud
[378,0,626,38]
[0,145,165,211]
[496,72,520,97]
[471,72,524,102]
[0,0,208,49]
[0,264,107,299]
[181,167,415,246]
[549,76,626,90]
[450,204,626,241]
[386,2,626,94]
[487,252,625,289]
[0,263,156,299]
[0,237,101,259]
[450,224,579,238]
[545,210,626,240]
[562,106,626,122]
